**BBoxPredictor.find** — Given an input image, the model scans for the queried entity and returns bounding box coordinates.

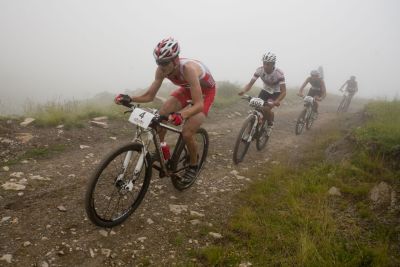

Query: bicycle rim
[337,97,346,113]
[85,143,152,227]
[170,128,209,191]
[256,122,269,150]
[295,109,307,135]
[233,115,254,164]
[306,110,315,129]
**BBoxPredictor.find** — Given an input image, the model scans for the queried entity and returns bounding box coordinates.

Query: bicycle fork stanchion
[247,116,258,142]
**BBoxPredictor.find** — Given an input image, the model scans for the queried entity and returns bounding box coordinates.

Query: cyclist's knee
[182,129,195,141]
[159,97,182,115]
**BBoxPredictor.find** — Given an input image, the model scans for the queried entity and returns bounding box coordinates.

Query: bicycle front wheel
[256,121,269,151]
[344,96,352,112]
[295,109,307,135]
[170,128,209,191]
[337,96,346,113]
[306,109,315,130]
[233,115,255,164]
[85,143,152,227]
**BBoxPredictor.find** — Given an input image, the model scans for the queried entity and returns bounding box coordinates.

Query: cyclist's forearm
[131,93,154,103]
[277,91,286,102]
[277,84,286,102]
[299,79,308,93]
[242,83,253,93]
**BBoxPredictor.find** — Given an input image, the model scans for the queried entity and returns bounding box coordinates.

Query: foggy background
[0,0,399,114]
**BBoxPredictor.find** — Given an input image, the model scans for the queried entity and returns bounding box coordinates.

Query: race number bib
[128,108,155,129]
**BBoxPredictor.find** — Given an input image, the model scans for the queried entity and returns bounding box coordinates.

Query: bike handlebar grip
[122,102,134,108]
[155,114,168,123]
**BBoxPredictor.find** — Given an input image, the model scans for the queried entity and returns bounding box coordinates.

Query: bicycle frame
[242,94,268,141]
[302,96,315,119]
[116,108,185,192]
[245,110,262,142]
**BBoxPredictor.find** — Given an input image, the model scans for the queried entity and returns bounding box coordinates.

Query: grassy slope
[197,101,400,266]
[18,83,308,128]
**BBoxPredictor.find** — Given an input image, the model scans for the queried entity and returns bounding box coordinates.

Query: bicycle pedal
[158,169,166,178]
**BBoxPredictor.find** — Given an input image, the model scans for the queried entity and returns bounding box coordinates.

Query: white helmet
[262,52,276,63]
[310,70,320,77]
[153,37,180,62]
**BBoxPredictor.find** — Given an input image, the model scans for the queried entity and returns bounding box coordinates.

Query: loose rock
[328,186,342,196]
[209,232,223,239]
[2,182,26,191]
[0,254,12,263]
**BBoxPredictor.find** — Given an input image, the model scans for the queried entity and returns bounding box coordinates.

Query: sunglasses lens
[157,60,170,66]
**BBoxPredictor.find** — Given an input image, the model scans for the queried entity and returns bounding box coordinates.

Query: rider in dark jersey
[339,75,358,95]
[298,70,327,116]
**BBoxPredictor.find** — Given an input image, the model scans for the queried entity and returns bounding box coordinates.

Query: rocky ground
[0,97,366,266]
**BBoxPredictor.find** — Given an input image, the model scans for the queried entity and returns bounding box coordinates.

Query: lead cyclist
[114,37,216,182]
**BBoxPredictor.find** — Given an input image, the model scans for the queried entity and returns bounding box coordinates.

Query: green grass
[23,99,126,128]
[355,100,400,154]
[1,144,67,167]
[212,81,242,108]
[195,102,400,266]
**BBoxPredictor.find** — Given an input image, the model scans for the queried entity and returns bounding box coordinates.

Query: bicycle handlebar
[121,102,169,125]
[242,94,274,107]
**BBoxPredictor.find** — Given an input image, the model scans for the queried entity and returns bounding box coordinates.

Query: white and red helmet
[153,37,180,62]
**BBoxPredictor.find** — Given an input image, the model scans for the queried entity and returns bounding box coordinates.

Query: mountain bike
[337,91,352,112]
[232,95,272,164]
[85,103,209,227]
[295,96,317,135]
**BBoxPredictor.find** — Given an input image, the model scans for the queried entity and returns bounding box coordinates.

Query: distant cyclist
[339,75,358,101]
[114,37,216,182]
[238,52,287,135]
[298,70,327,117]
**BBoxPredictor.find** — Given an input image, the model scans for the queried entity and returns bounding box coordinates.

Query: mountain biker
[339,75,358,102]
[114,37,216,182]
[238,52,287,135]
[298,70,327,117]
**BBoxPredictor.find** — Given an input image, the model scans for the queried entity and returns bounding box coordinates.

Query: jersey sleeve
[277,69,286,84]
[252,67,263,80]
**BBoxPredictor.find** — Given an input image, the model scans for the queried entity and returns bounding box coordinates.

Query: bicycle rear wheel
[256,121,269,151]
[170,128,209,191]
[233,115,255,164]
[85,143,152,227]
[295,109,307,135]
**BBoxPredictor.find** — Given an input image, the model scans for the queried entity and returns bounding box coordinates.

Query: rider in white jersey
[238,52,287,135]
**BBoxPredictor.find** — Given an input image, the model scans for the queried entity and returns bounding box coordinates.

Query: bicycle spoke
[86,144,151,226]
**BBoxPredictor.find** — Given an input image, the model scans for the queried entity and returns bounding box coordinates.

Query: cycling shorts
[258,90,280,102]
[171,86,216,116]
[307,88,322,97]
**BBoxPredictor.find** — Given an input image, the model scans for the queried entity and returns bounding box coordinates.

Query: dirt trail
[0,98,365,266]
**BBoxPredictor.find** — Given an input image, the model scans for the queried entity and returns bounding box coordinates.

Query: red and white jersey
[167,58,216,89]
[252,67,285,94]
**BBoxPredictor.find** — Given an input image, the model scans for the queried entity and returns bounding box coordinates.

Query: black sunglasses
[156,60,171,66]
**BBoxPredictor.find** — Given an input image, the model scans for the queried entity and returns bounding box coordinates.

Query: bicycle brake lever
[154,114,168,123]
